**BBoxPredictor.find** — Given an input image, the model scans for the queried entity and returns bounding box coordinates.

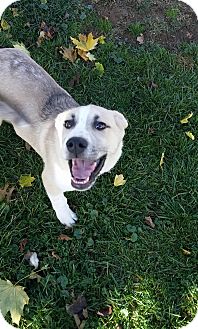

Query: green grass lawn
[0,0,198,328]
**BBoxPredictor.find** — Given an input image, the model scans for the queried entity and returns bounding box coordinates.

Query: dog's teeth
[72,177,89,184]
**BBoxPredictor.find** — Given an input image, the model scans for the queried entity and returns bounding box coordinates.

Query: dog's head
[55,105,128,190]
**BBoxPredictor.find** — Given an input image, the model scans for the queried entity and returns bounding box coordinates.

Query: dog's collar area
[69,155,106,190]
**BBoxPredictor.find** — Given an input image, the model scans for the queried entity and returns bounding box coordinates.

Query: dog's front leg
[42,169,77,226]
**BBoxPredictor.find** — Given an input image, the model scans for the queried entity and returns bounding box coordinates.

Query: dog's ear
[114,111,128,130]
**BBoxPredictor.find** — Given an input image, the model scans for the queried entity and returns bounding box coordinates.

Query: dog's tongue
[72,159,96,179]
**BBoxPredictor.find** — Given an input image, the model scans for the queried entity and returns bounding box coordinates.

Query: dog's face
[55,105,128,190]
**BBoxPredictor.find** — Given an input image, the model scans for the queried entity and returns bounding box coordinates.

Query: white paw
[57,207,77,227]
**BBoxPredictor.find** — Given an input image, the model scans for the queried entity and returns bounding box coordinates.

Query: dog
[0,48,128,226]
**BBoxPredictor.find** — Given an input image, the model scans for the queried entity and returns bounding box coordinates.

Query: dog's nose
[66,137,88,155]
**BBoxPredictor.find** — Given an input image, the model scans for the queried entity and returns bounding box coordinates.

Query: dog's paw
[57,208,77,227]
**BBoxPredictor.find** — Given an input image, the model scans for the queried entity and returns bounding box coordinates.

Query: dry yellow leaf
[185,131,195,140]
[1,18,10,30]
[71,32,99,52]
[18,174,35,187]
[182,248,191,256]
[180,112,193,124]
[160,152,165,169]
[114,174,126,187]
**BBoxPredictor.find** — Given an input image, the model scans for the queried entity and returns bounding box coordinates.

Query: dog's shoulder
[41,93,79,120]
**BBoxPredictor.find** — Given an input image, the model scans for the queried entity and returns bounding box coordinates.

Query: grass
[0,0,198,328]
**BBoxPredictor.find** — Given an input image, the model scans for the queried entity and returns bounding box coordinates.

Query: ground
[0,0,198,329]
[91,0,198,49]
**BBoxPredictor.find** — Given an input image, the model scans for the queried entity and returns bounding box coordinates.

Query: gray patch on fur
[41,93,79,120]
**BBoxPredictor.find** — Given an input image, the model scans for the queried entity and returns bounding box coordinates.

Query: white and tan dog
[0,48,128,226]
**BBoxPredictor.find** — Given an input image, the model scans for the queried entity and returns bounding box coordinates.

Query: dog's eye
[64,120,75,129]
[95,121,108,131]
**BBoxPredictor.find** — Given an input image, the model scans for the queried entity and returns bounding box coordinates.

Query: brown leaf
[145,216,155,229]
[58,234,72,241]
[97,305,113,317]
[51,251,61,260]
[67,296,88,329]
[69,74,80,87]
[25,141,31,151]
[137,33,144,44]
[37,21,55,46]
[0,183,15,202]
[59,46,77,63]
[19,238,28,252]
[148,81,158,89]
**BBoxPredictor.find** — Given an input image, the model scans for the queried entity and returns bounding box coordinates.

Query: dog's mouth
[69,155,106,190]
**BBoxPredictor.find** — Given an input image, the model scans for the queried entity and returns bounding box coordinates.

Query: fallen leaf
[114,174,126,187]
[69,74,80,87]
[137,33,144,44]
[97,305,112,317]
[148,81,158,89]
[77,49,90,61]
[51,251,61,259]
[95,62,105,76]
[0,279,29,325]
[98,35,105,44]
[58,234,72,241]
[37,21,55,46]
[59,46,77,63]
[11,7,19,17]
[13,42,30,56]
[145,216,155,228]
[182,248,191,256]
[25,141,31,150]
[0,183,15,202]
[67,296,88,329]
[71,32,99,52]
[160,152,165,169]
[1,18,10,30]
[180,112,193,124]
[18,174,35,187]
[185,131,195,140]
[19,238,28,252]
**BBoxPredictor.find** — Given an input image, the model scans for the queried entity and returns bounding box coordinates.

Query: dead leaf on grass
[71,32,100,52]
[69,74,80,87]
[58,234,72,241]
[59,46,77,63]
[180,112,193,124]
[137,33,144,44]
[145,216,155,229]
[182,248,191,256]
[0,183,15,202]
[97,305,113,317]
[67,296,88,329]
[37,21,55,46]
[19,238,28,252]
[185,131,195,140]
[160,152,165,170]
[51,251,61,260]
[18,174,35,187]
[114,174,126,187]
[0,279,29,325]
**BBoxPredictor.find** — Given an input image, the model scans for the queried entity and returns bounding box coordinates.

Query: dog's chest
[53,163,74,192]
